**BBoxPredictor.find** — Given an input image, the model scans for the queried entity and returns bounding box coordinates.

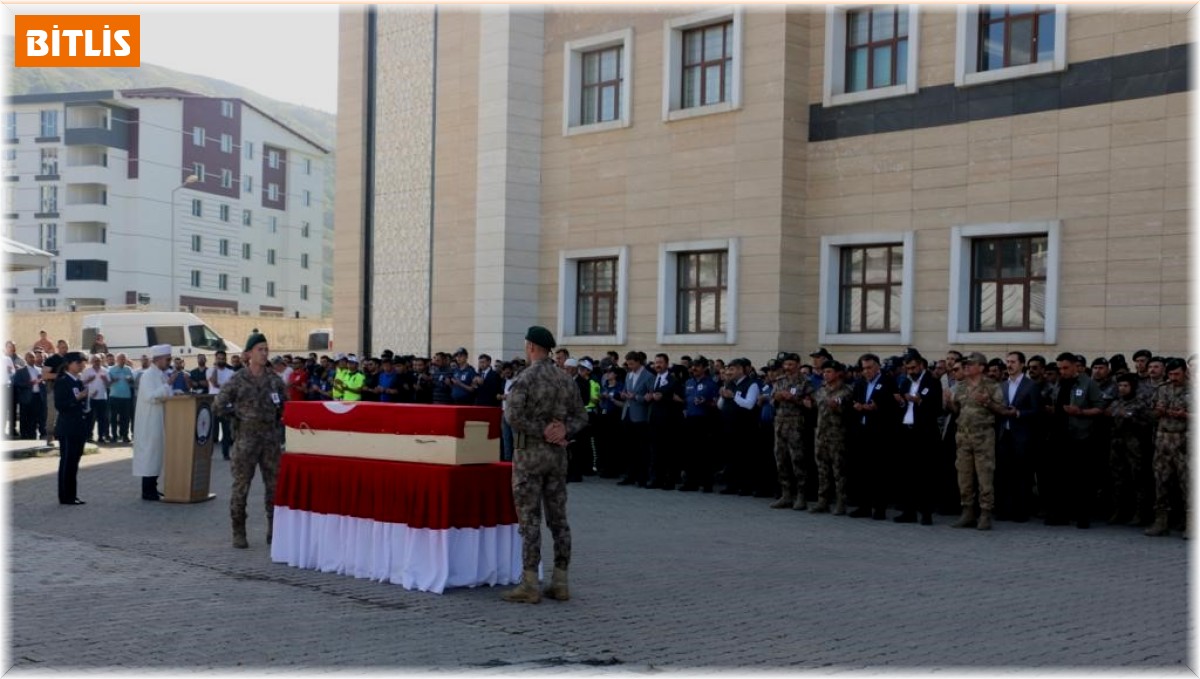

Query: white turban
[150,344,172,358]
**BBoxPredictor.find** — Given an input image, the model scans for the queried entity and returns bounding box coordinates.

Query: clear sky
[3,4,340,114]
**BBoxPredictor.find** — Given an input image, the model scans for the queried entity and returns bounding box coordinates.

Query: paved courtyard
[6,445,1192,671]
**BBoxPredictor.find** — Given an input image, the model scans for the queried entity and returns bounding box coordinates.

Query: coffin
[282,401,503,465]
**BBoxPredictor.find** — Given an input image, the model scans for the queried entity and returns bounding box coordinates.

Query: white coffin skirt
[270,506,524,594]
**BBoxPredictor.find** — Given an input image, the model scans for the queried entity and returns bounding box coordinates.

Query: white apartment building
[4,88,327,317]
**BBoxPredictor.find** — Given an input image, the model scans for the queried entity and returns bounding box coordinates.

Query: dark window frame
[574,257,618,336]
[580,45,623,125]
[844,5,909,92]
[838,243,903,334]
[977,5,1055,71]
[675,250,727,335]
[969,234,1048,332]
[681,21,733,109]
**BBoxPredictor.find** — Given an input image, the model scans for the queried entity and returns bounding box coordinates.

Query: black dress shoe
[718,486,738,495]
[872,509,887,521]
[920,514,933,526]
[738,488,754,496]
[894,512,917,524]
[616,478,635,486]
[701,486,713,493]
[1076,520,1090,529]
[848,507,872,518]
[1044,517,1069,526]
[60,498,86,505]
[141,496,160,502]
[677,485,698,492]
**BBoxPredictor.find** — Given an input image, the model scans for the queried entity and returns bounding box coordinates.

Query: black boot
[141,476,160,501]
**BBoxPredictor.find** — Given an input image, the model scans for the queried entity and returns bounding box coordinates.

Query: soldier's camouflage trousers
[956,428,995,511]
[230,422,282,526]
[774,417,806,498]
[512,443,571,571]
[814,434,846,505]
[1153,430,1189,515]
[1110,432,1148,514]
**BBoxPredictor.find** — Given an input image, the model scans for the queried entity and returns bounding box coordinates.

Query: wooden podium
[162,394,217,503]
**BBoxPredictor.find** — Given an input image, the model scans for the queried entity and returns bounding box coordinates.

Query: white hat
[564,358,578,368]
[150,344,172,358]
[579,359,593,371]
[347,354,359,364]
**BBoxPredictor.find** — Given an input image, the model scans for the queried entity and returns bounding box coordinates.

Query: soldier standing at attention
[1146,358,1190,538]
[770,352,812,511]
[502,326,588,604]
[808,361,852,515]
[946,352,1006,531]
[215,330,287,549]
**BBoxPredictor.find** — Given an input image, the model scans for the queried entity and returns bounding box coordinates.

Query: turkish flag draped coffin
[270,402,521,594]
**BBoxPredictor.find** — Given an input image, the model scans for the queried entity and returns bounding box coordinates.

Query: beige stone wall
[333,7,368,355]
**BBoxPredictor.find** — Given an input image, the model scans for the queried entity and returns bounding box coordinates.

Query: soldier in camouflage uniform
[1108,373,1153,526]
[946,352,1005,531]
[809,362,852,515]
[1146,358,1190,538]
[214,330,287,549]
[771,352,813,511]
[502,325,588,604]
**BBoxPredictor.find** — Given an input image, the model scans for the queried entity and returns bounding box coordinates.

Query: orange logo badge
[15,15,140,67]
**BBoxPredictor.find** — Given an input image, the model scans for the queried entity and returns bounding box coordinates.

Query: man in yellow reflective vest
[338,355,365,402]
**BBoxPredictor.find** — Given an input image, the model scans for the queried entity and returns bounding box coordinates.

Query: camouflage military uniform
[214,367,287,545]
[1152,382,1190,516]
[505,358,588,572]
[813,382,852,508]
[772,373,813,503]
[1108,394,1152,520]
[951,378,1003,512]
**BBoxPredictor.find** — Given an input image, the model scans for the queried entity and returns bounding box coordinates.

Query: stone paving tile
[6,447,1191,670]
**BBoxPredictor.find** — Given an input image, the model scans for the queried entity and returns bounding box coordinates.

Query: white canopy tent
[3,236,52,273]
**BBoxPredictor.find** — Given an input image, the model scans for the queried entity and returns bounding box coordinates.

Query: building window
[241,277,251,294]
[65,259,107,281]
[301,253,309,269]
[242,243,251,260]
[218,273,229,291]
[663,9,743,121]
[40,185,57,213]
[300,284,308,301]
[242,209,252,226]
[575,258,619,336]
[219,238,229,256]
[267,249,276,265]
[39,110,57,138]
[818,232,915,345]
[304,158,312,175]
[268,150,280,169]
[220,169,233,189]
[191,199,202,217]
[192,126,205,146]
[269,216,278,234]
[657,239,739,345]
[3,148,15,175]
[219,204,230,222]
[955,5,1067,87]
[220,133,233,153]
[267,183,279,201]
[190,270,201,288]
[243,174,253,194]
[948,222,1060,344]
[267,281,275,298]
[221,100,234,118]
[191,234,202,252]
[39,223,57,252]
[301,221,310,238]
[40,260,57,288]
[557,247,629,345]
[823,6,920,107]
[303,190,311,207]
[245,141,254,159]
[5,112,16,140]
[194,162,205,183]
[39,148,58,176]
[39,298,57,310]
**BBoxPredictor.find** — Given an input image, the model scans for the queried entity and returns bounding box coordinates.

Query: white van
[81,312,242,361]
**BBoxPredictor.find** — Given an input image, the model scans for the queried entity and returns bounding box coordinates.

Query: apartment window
[267,249,276,265]
[221,100,234,118]
[65,259,107,281]
[220,169,233,189]
[218,273,229,291]
[192,126,205,146]
[245,141,254,160]
[219,204,230,222]
[301,221,310,238]
[268,183,279,201]
[219,238,229,256]
[220,133,233,154]
[242,209,252,226]
[39,223,57,252]
[300,284,308,301]
[303,190,311,207]
[948,222,1060,344]
[243,174,253,194]
[40,261,57,288]
[242,243,251,260]
[838,244,903,333]
[268,150,279,169]
[955,5,1067,87]
[575,258,619,335]
[39,148,58,176]
[301,253,309,269]
[583,46,623,126]
[5,112,15,140]
[675,250,728,335]
[39,185,57,213]
[191,199,202,217]
[194,162,205,183]
[190,270,201,288]
[269,217,278,234]
[39,298,57,310]
[663,9,742,121]
[558,247,629,344]
[191,234,202,252]
[267,281,276,298]
[304,158,312,175]
[241,277,251,293]
[824,6,920,107]
[39,110,58,138]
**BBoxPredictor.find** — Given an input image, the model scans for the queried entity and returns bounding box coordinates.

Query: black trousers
[6,384,17,436]
[648,418,678,486]
[680,414,715,489]
[898,424,940,517]
[57,425,85,502]
[87,399,109,441]
[995,428,1033,520]
[566,425,591,481]
[19,398,40,439]
[851,429,891,512]
[620,420,650,484]
[593,411,620,476]
[1042,434,1097,523]
[108,398,132,440]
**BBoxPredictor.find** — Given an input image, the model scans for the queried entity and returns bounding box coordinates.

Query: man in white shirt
[208,350,237,459]
[81,354,110,443]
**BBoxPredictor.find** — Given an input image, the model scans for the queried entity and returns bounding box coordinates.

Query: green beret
[524,325,556,350]
[245,328,267,352]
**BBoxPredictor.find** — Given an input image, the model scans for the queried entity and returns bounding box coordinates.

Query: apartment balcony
[63,165,111,185]
[65,221,107,245]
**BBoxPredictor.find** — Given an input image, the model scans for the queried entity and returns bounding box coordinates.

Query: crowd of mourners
[7,330,1191,538]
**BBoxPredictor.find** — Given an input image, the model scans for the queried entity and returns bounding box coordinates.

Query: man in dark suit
[13,352,45,440]
[614,351,654,486]
[848,353,898,520]
[893,351,944,525]
[646,353,683,489]
[994,351,1041,522]
[473,354,505,407]
[54,352,90,505]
